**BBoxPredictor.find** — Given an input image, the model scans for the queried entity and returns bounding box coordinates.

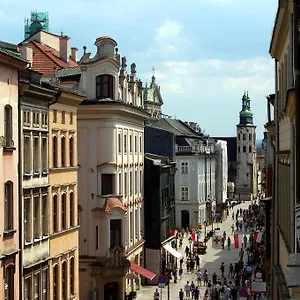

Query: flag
[234,234,243,249]
[192,233,198,242]
[254,231,263,243]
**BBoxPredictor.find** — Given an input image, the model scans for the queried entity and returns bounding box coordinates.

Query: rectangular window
[101,174,114,195]
[34,195,40,239]
[181,162,188,174]
[124,134,127,153]
[110,219,122,248]
[24,136,31,174]
[70,258,75,295]
[139,135,143,153]
[24,277,32,300]
[24,197,32,243]
[130,171,133,195]
[42,194,48,236]
[118,173,122,194]
[181,187,189,201]
[4,267,14,300]
[42,269,47,300]
[34,272,40,299]
[53,195,58,233]
[249,133,252,141]
[4,181,13,230]
[140,170,142,193]
[23,110,31,127]
[70,193,75,227]
[96,225,99,249]
[129,134,132,152]
[134,135,137,153]
[4,105,12,147]
[135,171,138,193]
[243,133,246,140]
[238,134,240,140]
[62,263,67,300]
[96,74,114,99]
[62,194,66,230]
[33,137,40,173]
[53,110,57,123]
[61,111,65,124]
[249,146,252,153]
[61,137,66,167]
[41,137,47,172]
[69,137,74,167]
[70,112,73,124]
[124,173,128,197]
[118,133,122,153]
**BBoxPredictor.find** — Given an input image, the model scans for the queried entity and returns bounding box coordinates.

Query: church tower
[236,92,258,201]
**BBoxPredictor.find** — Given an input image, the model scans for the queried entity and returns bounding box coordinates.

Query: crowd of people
[154,200,267,300]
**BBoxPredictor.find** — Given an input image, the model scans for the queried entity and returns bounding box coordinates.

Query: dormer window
[96,74,114,99]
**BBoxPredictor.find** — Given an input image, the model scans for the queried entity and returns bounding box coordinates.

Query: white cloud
[155,20,183,40]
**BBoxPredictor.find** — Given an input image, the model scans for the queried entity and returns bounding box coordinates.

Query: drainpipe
[290,124,295,253]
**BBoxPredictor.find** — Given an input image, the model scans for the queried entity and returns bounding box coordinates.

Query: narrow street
[136,202,251,300]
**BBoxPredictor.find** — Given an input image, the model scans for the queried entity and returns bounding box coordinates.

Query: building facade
[76,36,150,299]
[235,92,258,201]
[144,153,177,284]
[48,88,84,300]
[19,69,59,299]
[0,43,27,300]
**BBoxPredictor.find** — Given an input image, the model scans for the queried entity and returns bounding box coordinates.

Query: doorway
[104,282,119,300]
[181,210,190,229]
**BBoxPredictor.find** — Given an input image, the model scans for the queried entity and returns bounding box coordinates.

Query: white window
[181,187,189,201]
[124,173,128,197]
[33,136,40,174]
[135,170,138,193]
[42,194,48,236]
[34,272,40,299]
[33,195,40,239]
[134,135,137,153]
[61,111,66,124]
[41,137,48,172]
[129,134,133,152]
[24,136,32,174]
[42,269,47,300]
[23,111,31,127]
[41,113,48,128]
[181,162,188,174]
[118,132,122,153]
[118,173,122,194]
[24,197,32,243]
[24,276,32,300]
[124,133,127,153]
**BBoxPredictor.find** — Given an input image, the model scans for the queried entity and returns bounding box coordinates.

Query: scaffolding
[24,11,49,39]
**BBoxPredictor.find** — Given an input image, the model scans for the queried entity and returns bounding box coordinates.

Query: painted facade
[76,36,149,299]
[48,89,84,300]
[235,92,258,201]
[0,43,27,300]
[19,69,59,300]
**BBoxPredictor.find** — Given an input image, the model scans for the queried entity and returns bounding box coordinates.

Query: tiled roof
[56,66,81,78]
[29,41,78,76]
[0,47,28,63]
[104,197,127,213]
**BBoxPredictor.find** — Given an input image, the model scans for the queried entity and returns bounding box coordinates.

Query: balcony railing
[176,145,214,154]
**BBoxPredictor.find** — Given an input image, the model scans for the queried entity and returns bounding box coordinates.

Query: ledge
[51,225,80,238]
[3,229,16,237]
[3,146,16,152]
[50,166,79,173]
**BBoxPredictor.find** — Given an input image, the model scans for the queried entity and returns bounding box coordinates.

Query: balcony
[176,145,213,154]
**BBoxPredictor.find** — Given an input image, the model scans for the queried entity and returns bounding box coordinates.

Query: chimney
[71,47,78,62]
[59,35,70,63]
[21,42,33,66]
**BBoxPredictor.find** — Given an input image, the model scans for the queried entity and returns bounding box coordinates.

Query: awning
[163,244,183,259]
[129,261,156,281]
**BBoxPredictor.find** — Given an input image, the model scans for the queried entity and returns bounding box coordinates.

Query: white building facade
[236,92,258,201]
[77,36,149,300]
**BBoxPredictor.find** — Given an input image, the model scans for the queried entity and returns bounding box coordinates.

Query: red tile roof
[28,40,78,76]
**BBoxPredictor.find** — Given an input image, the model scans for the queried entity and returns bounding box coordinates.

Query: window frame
[4,105,13,147]
[4,265,14,300]
[181,186,189,201]
[61,193,67,230]
[69,136,74,167]
[61,136,66,167]
[52,136,58,168]
[70,257,75,296]
[181,162,188,174]
[4,181,14,231]
[70,192,75,227]
[96,74,114,99]
[53,195,58,233]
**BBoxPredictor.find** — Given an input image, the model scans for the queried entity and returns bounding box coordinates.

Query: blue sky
[0,0,277,139]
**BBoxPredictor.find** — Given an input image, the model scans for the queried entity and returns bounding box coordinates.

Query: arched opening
[4,105,12,146]
[104,282,119,300]
[52,136,58,168]
[181,210,190,229]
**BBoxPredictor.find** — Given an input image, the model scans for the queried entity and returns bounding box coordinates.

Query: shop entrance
[181,210,190,229]
[104,282,119,300]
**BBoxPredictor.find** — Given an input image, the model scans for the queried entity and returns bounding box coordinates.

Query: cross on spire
[152,66,155,77]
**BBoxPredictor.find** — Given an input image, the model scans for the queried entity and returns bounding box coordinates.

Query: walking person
[220,262,225,278]
[179,288,184,300]
[153,288,160,300]
[179,267,183,280]
[193,286,200,300]
[184,281,191,299]
[197,270,202,286]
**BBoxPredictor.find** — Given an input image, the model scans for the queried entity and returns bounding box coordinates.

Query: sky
[0,0,277,139]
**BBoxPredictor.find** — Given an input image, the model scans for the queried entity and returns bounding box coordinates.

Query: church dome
[29,20,43,36]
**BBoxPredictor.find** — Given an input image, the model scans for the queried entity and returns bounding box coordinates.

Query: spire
[239,91,253,126]
[151,66,156,85]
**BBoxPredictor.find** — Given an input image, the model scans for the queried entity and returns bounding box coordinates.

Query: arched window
[53,195,58,233]
[243,146,246,153]
[70,257,75,295]
[70,192,75,227]
[96,74,114,99]
[62,261,67,299]
[61,194,67,230]
[53,136,58,168]
[53,265,58,300]
[61,136,66,167]
[4,105,12,147]
[69,137,74,167]
[4,181,13,231]
[4,265,14,300]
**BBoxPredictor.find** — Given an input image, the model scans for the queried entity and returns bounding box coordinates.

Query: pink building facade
[0,44,27,299]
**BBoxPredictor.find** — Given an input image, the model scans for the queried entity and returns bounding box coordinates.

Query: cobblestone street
[136,202,252,300]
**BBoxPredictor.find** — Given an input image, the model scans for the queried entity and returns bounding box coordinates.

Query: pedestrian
[193,286,200,300]
[184,281,191,299]
[228,263,234,278]
[225,286,231,300]
[153,288,160,300]
[231,285,238,300]
[179,288,184,300]
[179,267,183,280]
[197,270,202,286]
[220,262,225,278]
[212,272,217,285]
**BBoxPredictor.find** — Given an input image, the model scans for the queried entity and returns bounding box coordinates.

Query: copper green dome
[239,92,253,125]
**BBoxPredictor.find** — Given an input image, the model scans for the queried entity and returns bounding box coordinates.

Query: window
[181,162,188,174]
[69,137,74,167]
[243,134,246,140]
[24,277,32,300]
[70,258,75,295]
[42,194,48,236]
[4,266,14,300]
[61,111,65,124]
[4,181,13,231]
[62,194,67,230]
[101,174,114,195]
[238,134,240,140]
[118,173,122,194]
[41,113,47,128]
[4,105,12,147]
[124,173,128,197]
[124,134,127,153]
[130,171,133,195]
[243,146,246,153]
[23,111,31,127]
[249,133,252,141]
[96,74,114,99]
[33,112,39,127]
[70,112,73,124]
[181,187,189,201]
[249,146,252,153]
[33,137,40,173]
[238,146,240,153]
[140,135,143,153]
[52,136,58,168]
[53,110,57,123]
[24,136,31,174]
[53,195,58,233]
[24,197,32,243]
[34,272,40,299]
[53,265,58,300]
[110,219,122,248]
[34,196,40,239]
[61,136,66,167]
[134,135,137,153]
[62,262,67,300]
[42,137,47,172]
[140,170,142,193]
[129,134,132,152]
[70,192,75,227]
[118,133,122,153]
[95,225,99,249]
[135,171,138,193]
[42,269,47,300]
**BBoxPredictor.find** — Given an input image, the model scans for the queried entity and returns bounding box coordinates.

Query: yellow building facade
[48,89,84,300]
